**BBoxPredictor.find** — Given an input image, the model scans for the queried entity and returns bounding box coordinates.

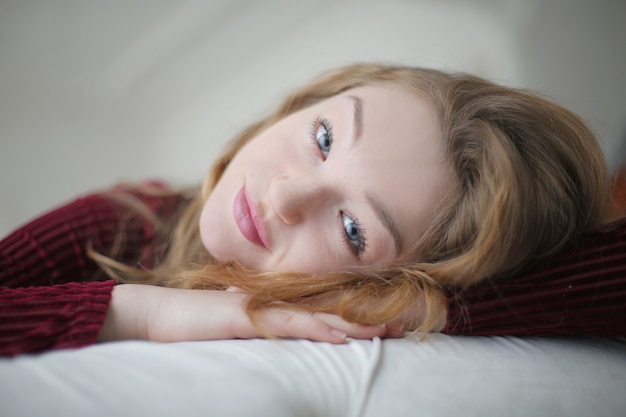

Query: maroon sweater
[1,190,625,356]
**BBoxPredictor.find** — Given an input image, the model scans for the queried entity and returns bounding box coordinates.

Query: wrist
[99,284,151,342]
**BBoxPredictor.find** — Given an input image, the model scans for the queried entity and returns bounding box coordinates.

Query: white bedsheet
[1,334,625,417]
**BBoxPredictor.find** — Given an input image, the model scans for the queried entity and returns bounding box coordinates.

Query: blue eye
[314,120,333,158]
[342,212,366,256]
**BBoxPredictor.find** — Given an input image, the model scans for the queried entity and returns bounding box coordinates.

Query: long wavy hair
[90,63,610,333]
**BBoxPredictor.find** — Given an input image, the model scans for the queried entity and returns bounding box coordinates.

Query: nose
[267,173,336,225]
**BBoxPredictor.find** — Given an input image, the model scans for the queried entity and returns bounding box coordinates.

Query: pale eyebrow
[366,193,402,256]
[350,95,401,255]
[348,95,363,142]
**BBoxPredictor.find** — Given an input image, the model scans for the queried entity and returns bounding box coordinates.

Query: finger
[254,309,349,344]
[314,312,387,339]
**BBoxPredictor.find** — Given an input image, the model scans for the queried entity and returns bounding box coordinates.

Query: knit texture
[0,187,183,356]
[444,219,626,336]
[0,281,114,355]
[2,186,625,355]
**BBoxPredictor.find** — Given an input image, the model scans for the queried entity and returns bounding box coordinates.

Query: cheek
[198,177,241,263]
[198,199,226,260]
[270,228,351,274]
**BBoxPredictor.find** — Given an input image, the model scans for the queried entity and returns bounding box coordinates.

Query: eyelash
[341,211,367,257]
[309,117,334,159]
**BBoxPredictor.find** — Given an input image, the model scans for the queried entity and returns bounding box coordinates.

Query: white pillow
[1,334,625,417]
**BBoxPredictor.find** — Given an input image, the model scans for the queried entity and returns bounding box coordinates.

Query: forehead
[333,85,450,256]
[342,84,441,147]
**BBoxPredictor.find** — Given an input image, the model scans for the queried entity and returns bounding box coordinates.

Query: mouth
[233,185,269,249]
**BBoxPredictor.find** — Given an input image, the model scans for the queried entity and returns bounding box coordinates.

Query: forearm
[98,285,241,342]
[443,220,626,337]
[99,284,386,344]
[444,276,626,337]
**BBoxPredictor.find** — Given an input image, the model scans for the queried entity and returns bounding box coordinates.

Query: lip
[233,185,269,249]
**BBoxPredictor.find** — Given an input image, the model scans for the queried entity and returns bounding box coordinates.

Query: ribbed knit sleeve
[0,185,186,356]
[1,194,125,288]
[0,281,114,355]
[444,219,626,337]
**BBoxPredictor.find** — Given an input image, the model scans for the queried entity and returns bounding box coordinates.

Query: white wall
[1,0,625,236]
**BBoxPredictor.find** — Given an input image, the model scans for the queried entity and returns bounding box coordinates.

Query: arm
[0,281,114,355]
[0,194,123,288]
[99,284,387,345]
[0,190,158,355]
[444,219,626,337]
[0,184,186,289]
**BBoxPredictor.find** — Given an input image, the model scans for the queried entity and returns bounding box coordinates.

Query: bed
[2,334,625,416]
[2,2,626,416]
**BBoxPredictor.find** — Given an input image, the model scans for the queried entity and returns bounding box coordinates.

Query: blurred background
[1,0,625,236]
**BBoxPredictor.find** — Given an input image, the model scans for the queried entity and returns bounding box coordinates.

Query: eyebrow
[348,95,363,142]
[366,193,402,256]
[348,94,401,255]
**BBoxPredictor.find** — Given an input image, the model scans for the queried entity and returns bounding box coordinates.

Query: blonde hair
[91,63,610,333]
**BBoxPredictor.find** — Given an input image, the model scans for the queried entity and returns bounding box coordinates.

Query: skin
[200,85,451,273]
[99,285,390,344]
[101,85,451,344]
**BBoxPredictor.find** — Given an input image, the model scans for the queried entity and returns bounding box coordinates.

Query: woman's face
[200,84,452,273]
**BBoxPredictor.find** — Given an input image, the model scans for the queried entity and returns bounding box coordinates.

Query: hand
[99,284,387,344]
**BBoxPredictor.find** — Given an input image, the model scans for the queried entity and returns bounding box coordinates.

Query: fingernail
[331,329,347,342]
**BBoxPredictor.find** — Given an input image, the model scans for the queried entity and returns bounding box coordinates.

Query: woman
[1,64,624,356]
